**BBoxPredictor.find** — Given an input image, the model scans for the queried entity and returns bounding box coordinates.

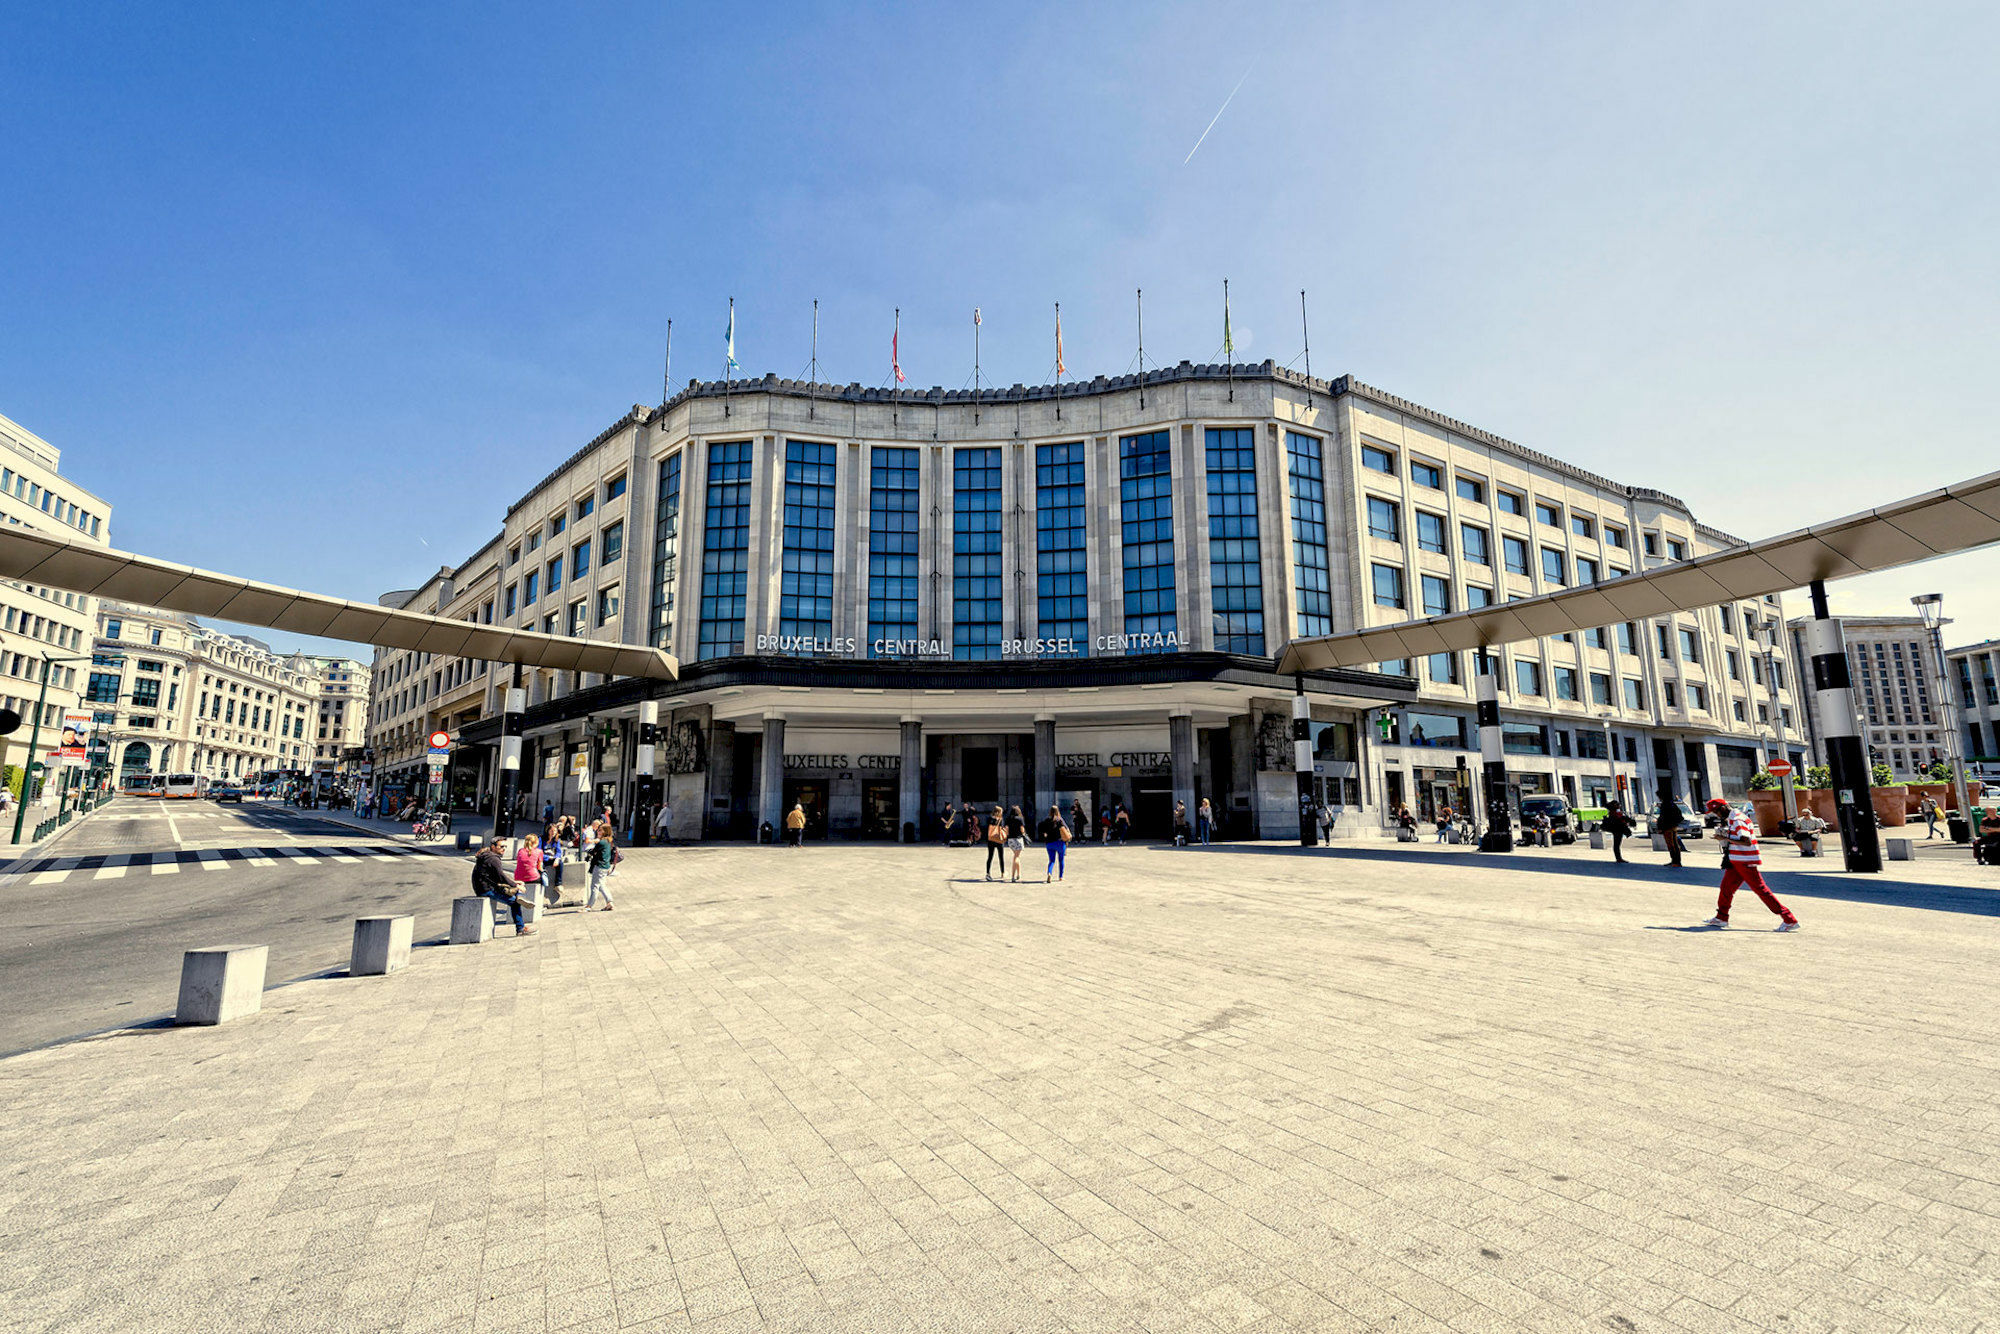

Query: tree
[1748,770,1780,791]
[1804,764,1832,790]
[1871,761,1896,788]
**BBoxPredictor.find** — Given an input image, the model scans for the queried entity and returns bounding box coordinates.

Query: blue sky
[4,1,1997,653]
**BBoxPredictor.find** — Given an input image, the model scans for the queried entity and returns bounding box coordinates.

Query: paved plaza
[3,839,1997,1333]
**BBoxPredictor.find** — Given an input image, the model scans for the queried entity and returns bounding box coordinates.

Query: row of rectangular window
[1359,443,1682,553]
[0,467,101,537]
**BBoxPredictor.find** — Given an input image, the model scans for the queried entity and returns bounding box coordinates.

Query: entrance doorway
[783,779,828,839]
[1132,785,1172,838]
[860,781,898,839]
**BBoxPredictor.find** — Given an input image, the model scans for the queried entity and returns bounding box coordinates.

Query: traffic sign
[1767,759,1794,778]
[427,730,452,751]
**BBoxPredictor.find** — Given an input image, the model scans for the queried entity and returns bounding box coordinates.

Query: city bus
[120,773,162,797]
[160,773,210,800]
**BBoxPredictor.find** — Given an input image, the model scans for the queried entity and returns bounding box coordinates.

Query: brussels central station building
[368,362,1807,841]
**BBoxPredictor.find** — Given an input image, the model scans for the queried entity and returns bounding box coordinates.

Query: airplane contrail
[1184,63,1254,165]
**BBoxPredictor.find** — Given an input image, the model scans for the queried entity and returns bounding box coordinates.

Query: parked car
[1517,795,1577,845]
[210,785,245,804]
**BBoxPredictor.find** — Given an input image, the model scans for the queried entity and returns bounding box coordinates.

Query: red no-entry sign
[1767,759,1794,777]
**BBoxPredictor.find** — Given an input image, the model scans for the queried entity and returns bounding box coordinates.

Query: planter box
[1747,789,1788,836]
[1872,787,1909,827]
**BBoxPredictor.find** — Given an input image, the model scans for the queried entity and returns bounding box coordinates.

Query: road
[0,799,469,1055]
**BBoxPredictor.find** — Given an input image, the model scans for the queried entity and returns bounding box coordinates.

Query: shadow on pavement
[1162,841,2000,917]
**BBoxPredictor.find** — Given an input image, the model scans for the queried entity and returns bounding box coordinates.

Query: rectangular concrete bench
[351,915,414,975]
[450,896,492,944]
[176,945,268,1025]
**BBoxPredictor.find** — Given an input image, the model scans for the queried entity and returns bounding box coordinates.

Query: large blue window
[1205,427,1263,655]
[649,451,682,651]
[1120,430,1175,648]
[1287,432,1332,638]
[952,448,1003,659]
[779,441,837,641]
[697,441,752,659]
[867,447,920,654]
[1035,442,1087,655]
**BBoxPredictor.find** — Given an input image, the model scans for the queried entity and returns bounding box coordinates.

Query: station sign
[753,631,1184,661]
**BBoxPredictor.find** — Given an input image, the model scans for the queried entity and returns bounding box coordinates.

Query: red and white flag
[892,309,906,384]
[1054,303,1067,380]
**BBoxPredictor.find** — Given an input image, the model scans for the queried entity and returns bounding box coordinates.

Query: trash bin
[759,820,775,845]
[1948,814,1971,843]
[902,820,915,844]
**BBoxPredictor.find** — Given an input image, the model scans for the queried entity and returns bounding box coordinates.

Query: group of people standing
[471,805,623,935]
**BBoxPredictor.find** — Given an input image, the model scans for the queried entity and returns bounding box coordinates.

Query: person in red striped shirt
[1702,798,1800,931]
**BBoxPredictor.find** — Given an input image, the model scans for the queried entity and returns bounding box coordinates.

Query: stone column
[1034,715,1057,820]
[899,717,922,843]
[759,714,785,839]
[491,683,524,843]
[1169,711,1195,833]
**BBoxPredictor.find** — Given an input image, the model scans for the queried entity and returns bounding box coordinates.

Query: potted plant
[1869,761,1908,828]
[1746,770,1788,835]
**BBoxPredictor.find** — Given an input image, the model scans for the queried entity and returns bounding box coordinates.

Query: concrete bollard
[1589,830,1605,850]
[1651,833,1668,852]
[176,945,269,1025]
[454,832,486,852]
[1886,837,1914,861]
[351,915,415,975]
[450,896,493,944]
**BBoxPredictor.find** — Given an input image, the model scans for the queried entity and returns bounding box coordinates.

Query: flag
[1222,281,1234,357]
[1055,303,1067,379]
[974,307,981,327]
[724,299,739,374]
[892,309,905,384]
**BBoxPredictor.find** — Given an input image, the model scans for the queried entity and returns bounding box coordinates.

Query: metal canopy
[1279,469,2000,675]
[0,523,680,681]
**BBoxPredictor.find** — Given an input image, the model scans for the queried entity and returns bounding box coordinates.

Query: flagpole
[973,307,982,425]
[1224,279,1233,402]
[1300,289,1311,384]
[1053,302,1064,421]
[810,298,818,419]
[1136,288,1145,410]
[661,318,672,408]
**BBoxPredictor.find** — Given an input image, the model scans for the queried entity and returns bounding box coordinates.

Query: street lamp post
[1758,617,1798,823]
[1600,714,1617,809]
[1912,594,1973,838]
[9,651,99,845]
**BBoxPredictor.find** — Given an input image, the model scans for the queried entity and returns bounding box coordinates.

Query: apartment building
[1786,614,1948,777]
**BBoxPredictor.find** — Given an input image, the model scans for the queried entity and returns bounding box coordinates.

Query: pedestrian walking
[1921,795,1940,839]
[785,802,807,848]
[472,842,534,936]
[654,801,673,845]
[1097,806,1112,844]
[1039,805,1069,882]
[1320,801,1337,845]
[1657,796,1687,867]
[541,800,555,826]
[1702,799,1799,930]
[984,805,1006,879]
[1602,802,1634,863]
[1114,805,1131,844]
[1004,805,1028,881]
[1196,797,1213,845]
[1071,798,1089,850]
[584,820,618,910]
[1172,800,1190,846]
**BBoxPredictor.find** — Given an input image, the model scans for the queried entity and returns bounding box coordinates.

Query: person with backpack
[1657,796,1687,868]
[1113,804,1131,844]
[1602,802,1635,864]
[1039,805,1070,882]
[585,820,617,911]
[1702,798,1800,931]
[984,805,1006,880]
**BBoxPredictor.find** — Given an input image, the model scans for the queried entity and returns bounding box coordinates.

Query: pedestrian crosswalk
[0,844,457,886]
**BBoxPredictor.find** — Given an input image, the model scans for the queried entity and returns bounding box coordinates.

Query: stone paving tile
[3,842,1999,1331]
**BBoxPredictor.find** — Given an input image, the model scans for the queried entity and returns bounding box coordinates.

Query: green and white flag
[724,298,739,375]
[1222,279,1234,357]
